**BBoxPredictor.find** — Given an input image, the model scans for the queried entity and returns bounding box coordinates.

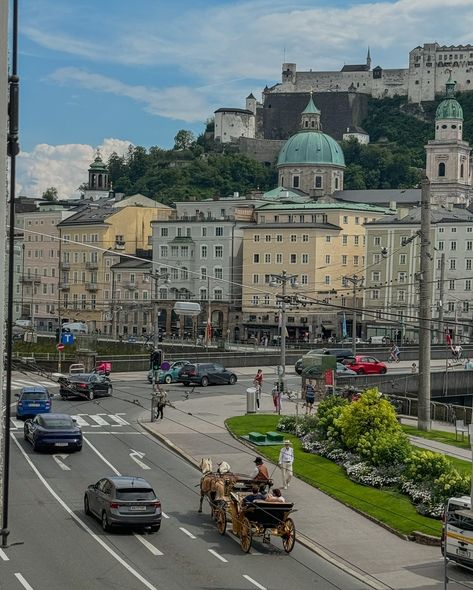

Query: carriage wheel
[282,518,296,553]
[240,517,252,553]
[216,507,227,535]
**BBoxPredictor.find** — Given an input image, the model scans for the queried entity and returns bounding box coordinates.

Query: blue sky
[13,0,473,197]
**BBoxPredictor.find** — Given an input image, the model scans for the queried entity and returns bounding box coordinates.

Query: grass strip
[402,425,471,451]
[226,414,442,538]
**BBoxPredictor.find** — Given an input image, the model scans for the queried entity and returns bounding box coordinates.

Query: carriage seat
[242,502,294,527]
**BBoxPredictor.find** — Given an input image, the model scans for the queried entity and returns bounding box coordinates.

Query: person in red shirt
[253,369,263,409]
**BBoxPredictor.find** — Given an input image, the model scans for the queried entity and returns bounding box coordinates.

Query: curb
[139,418,389,590]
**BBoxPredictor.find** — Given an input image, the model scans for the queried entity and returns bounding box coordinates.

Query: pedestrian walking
[272,382,282,413]
[253,369,263,409]
[304,379,315,414]
[153,382,168,420]
[278,440,294,489]
[389,344,400,363]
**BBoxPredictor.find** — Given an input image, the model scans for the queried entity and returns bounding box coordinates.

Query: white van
[442,496,473,567]
[61,322,88,335]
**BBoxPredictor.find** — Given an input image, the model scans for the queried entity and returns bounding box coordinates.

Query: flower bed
[277,389,470,519]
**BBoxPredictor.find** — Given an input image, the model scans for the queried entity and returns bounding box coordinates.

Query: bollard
[246,387,256,414]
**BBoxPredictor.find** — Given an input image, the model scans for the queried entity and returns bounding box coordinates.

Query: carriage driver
[252,456,270,481]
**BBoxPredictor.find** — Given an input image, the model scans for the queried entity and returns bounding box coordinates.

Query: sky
[11,0,473,198]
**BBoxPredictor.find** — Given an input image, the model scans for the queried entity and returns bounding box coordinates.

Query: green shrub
[370,431,411,468]
[405,450,453,484]
[316,395,348,442]
[295,415,319,437]
[277,415,298,434]
[336,388,403,461]
[432,470,471,503]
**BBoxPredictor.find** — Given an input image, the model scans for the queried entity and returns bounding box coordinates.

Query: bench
[248,432,266,443]
[455,420,469,441]
[266,431,284,442]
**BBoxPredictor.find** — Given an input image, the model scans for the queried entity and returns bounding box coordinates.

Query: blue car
[16,385,51,419]
[24,413,83,452]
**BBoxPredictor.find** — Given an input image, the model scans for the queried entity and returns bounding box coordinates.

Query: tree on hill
[174,129,196,151]
[42,186,59,201]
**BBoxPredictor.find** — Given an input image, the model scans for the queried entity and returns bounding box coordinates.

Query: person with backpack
[304,379,315,414]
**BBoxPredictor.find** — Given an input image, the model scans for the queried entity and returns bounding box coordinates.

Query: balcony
[20,276,41,284]
[124,281,137,290]
[86,261,99,270]
[59,282,70,291]
[85,282,99,292]
[60,261,70,270]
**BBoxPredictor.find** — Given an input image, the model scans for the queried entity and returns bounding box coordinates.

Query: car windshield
[21,392,48,399]
[115,488,156,501]
[41,417,73,429]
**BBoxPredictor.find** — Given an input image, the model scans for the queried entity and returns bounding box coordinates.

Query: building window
[467,260,472,270]
[160,228,168,237]
[355,217,360,225]
[214,245,223,258]
[200,288,207,300]
[342,255,347,265]
[374,236,381,246]
[276,234,283,242]
[447,301,455,312]
[449,259,456,270]
[301,274,308,285]
[467,241,473,251]
[466,279,472,291]
[463,302,469,313]
[399,254,407,264]
[264,253,271,263]
[451,241,457,251]
[354,256,359,266]
[252,295,259,305]
[292,175,300,188]
[373,254,381,264]
[437,241,444,250]
[290,254,297,264]
[398,272,407,282]
[276,254,283,263]
[354,236,359,246]
[201,267,207,280]
[302,254,308,263]
[371,290,380,300]
[253,274,259,284]
[342,235,348,245]
[314,176,322,188]
[202,227,207,237]
[398,290,406,302]
[254,253,260,263]
[335,177,339,190]
[290,234,297,242]
[263,295,270,305]
[343,216,348,224]
[449,280,455,290]
[325,236,331,243]
[372,271,380,282]
[181,246,189,257]
[324,275,330,285]
[253,235,260,242]
[325,255,331,264]
[201,245,208,258]
[215,227,223,237]
[302,234,309,242]
[214,289,223,301]
[438,162,446,177]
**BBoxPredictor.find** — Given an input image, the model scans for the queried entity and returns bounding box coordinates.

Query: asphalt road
[2,371,372,590]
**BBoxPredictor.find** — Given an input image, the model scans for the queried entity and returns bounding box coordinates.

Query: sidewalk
[138,389,466,590]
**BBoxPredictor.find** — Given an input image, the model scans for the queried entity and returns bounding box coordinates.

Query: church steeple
[366,47,371,70]
[88,149,110,191]
[300,93,321,131]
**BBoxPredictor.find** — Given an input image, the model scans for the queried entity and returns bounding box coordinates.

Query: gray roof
[367,205,473,226]
[337,189,421,206]
[344,126,368,135]
[214,107,254,115]
[58,205,115,226]
[341,64,369,72]
[111,259,152,270]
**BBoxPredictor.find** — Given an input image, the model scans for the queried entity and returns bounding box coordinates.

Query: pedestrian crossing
[8,379,57,391]
[10,412,130,430]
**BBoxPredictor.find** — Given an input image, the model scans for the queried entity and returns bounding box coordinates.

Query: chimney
[389,200,396,210]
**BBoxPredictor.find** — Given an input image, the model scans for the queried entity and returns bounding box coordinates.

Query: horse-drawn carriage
[199,458,296,553]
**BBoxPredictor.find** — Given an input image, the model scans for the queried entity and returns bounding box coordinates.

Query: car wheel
[150,524,161,533]
[357,368,365,375]
[380,367,387,374]
[164,375,172,384]
[201,376,209,387]
[84,496,91,515]
[88,389,95,401]
[107,385,113,396]
[229,375,237,385]
[182,381,189,387]
[101,511,110,532]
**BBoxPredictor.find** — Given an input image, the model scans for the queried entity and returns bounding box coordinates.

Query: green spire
[435,73,463,120]
[302,93,320,115]
[445,71,455,98]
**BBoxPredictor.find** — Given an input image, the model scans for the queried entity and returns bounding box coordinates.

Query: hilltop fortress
[214,43,473,160]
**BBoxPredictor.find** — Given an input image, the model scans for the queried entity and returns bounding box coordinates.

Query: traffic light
[150,350,162,371]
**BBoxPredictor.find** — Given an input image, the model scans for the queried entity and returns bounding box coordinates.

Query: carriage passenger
[243,485,266,505]
[266,488,285,502]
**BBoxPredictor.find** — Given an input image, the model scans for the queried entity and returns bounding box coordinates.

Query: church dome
[277,131,345,167]
[436,74,463,120]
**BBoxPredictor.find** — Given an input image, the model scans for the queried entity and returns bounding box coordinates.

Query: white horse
[198,457,234,513]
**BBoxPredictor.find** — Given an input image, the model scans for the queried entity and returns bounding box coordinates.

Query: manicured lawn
[402,425,471,451]
[226,414,442,538]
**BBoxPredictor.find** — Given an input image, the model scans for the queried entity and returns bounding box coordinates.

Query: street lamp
[270,270,299,392]
[145,271,170,350]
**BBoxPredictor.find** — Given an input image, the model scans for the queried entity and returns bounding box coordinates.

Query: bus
[442,496,473,567]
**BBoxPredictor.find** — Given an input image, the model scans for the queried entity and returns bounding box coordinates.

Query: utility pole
[270,270,299,392]
[343,274,364,356]
[418,177,432,431]
[148,270,169,350]
[438,252,445,336]
[0,0,9,522]
[206,275,211,349]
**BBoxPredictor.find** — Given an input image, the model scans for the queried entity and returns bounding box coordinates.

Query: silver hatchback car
[84,476,162,532]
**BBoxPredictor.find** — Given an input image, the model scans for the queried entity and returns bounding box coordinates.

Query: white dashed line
[133,534,163,556]
[14,573,34,590]
[0,548,9,561]
[82,437,121,476]
[179,527,196,539]
[243,574,267,590]
[208,549,227,563]
[162,512,169,519]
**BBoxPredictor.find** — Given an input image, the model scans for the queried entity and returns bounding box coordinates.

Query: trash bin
[246,387,256,414]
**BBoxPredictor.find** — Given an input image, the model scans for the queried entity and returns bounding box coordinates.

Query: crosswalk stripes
[6,379,58,390]
[10,413,130,430]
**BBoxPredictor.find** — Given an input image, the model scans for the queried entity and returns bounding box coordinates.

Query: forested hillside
[106,91,473,201]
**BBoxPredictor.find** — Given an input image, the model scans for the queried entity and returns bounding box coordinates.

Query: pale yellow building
[241,199,390,342]
[58,200,172,332]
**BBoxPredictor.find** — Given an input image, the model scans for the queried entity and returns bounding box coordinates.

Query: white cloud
[17,138,132,199]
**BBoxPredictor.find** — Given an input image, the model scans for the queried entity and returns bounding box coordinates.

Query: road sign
[61,333,74,345]
[57,343,65,351]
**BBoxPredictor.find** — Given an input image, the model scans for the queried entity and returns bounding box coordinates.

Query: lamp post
[343,274,364,356]
[146,271,170,350]
[270,270,299,392]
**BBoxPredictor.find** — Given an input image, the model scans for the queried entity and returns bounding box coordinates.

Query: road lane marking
[243,575,267,590]
[162,512,169,519]
[11,435,161,590]
[0,548,9,561]
[71,415,89,427]
[208,549,227,563]
[82,431,144,435]
[179,527,196,539]
[83,437,121,476]
[10,418,23,430]
[108,413,129,426]
[14,573,34,590]
[89,414,109,427]
[52,454,71,471]
[129,449,151,470]
[134,534,163,556]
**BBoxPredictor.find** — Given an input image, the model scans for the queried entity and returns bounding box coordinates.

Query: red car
[344,355,387,375]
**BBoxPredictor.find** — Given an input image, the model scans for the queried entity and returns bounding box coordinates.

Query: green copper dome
[277,131,345,167]
[436,74,463,120]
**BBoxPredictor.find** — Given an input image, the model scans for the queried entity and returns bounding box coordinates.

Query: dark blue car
[24,413,83,452]
[16,385,51,419]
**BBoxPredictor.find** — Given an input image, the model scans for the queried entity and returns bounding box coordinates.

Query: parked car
[84,476,162,532]
[343,355,387,375]
[178,363,238,387]
[15,385,51,419]
[336,362,357,376]
[147,359,192,384]
[24,413,82,452]
[295,348,354,375]
[59,373,113,400]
